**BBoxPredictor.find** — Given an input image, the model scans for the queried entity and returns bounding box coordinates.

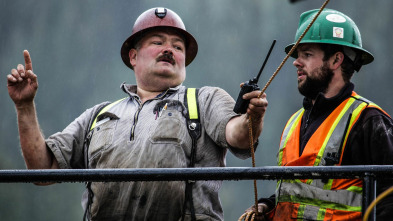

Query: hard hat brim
[120,26,198,70]
[284,41,374,65]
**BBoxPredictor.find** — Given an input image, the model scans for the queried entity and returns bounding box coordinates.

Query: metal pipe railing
[363,173,377,220]
[1,165,392,221]
[1,165,392,183]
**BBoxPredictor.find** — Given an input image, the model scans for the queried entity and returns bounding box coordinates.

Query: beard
[298,62,334,100]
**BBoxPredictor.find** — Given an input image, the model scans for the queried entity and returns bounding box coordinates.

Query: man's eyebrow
[173,37,185,44]
[150,33,184,43]
[149,33,164,39]
[298,45,318,52]
[144,33,185,49]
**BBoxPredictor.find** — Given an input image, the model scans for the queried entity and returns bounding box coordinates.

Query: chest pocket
[150,108,187,143]
[88,112,120,159]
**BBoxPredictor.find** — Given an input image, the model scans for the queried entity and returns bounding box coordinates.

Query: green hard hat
[285,8,374,65]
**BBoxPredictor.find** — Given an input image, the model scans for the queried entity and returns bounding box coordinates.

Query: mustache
[297,69,307,74]
[156,53,175,65]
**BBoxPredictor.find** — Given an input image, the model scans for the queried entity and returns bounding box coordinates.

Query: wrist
[15,101,36,114]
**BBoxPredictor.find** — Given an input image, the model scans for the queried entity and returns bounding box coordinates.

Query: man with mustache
[7,7,268,221]
[246,8,393,221]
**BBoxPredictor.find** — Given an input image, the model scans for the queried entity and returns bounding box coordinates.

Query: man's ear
[129,49,137,68]
[331,52,344,70]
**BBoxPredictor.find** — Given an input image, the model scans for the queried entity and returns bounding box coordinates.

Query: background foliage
[1,0,392,220]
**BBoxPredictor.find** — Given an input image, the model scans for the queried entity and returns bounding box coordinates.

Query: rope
[248,116,259,216]
[238,211,255,221]
[239,1,331,220]
[363,185,393,221]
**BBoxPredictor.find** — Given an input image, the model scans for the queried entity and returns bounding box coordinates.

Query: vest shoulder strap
[182,87,200,221]
[90,97,127,131]
[184,88,201,141]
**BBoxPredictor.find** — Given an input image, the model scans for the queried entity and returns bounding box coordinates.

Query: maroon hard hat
[120,7,198,70]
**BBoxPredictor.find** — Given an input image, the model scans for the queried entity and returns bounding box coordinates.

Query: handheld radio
[233,40,276,114]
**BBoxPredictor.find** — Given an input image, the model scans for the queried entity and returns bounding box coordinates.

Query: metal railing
[1,165,392,221]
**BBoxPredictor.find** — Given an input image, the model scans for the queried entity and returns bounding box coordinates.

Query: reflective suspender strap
[187,88,199,120]
[184,88,201,164]
[182,88,200,221]
[90,97,127,130]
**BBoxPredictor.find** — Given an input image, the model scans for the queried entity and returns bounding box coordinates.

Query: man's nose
[162,45,174,55]
[293,58,302,68]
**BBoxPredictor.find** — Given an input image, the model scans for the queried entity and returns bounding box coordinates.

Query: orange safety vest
[269,92,388,221]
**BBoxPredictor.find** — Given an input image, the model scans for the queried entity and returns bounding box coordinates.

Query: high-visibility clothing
[272,91,387,221]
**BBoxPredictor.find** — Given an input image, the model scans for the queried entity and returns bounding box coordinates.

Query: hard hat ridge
[285,8,374,68]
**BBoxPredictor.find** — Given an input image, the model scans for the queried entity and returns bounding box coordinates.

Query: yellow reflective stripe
[353,94,361,99]
[187,88,198,120]
[282,179,304,184]
[340,102,368,151]
[314,98,356,166]
[286,109,304,129]
[278,109,304,166]
[347,185,363,194]
[317,208,327,220]
[278,152,283,166]
[297,204,305,219]
[90,97,127,130]
[323,179,334,190]
[368,103,383,110]
[367,102,389,117]
[278,195,362,212]
[296,205,326,220]
[275,180,281,205]
[353,94,384,114]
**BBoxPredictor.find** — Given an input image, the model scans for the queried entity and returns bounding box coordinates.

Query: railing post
[363,172,376,221]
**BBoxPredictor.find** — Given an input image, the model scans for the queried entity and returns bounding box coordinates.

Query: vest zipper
[129,89,172,141]
[130,99,142,141]
[304,108,313,130]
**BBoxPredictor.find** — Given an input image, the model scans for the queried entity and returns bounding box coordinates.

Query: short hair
[319,44,356,83]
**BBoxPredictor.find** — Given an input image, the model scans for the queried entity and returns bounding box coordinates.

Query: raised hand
[7,50,38,107]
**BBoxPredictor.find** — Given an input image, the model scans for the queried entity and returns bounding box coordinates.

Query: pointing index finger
[24,50,33,71]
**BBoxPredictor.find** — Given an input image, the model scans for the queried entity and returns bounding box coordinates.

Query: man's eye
[153,41,162,45]
[174,46,184,51]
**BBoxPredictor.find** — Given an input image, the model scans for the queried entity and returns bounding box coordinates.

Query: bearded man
[246,8,393,221]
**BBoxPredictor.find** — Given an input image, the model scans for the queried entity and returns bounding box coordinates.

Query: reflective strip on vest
[315,98,367,167]
[278,109,304,166]
[297,204,327,220]
[278,181,362,211]
[187,88,198,120]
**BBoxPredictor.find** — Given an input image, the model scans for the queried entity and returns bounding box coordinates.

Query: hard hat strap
[343,47,362,72]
